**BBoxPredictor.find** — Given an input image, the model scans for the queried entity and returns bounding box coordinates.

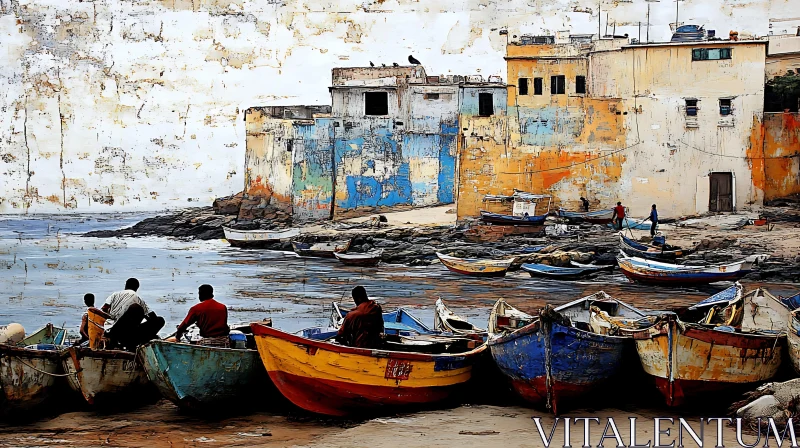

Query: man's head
[125,278,140,292]
[199,284,214,302]
[652,204,657,209]
[352,286,368,306]
[580,197,586,201]
[84,293,95,307]
[617,202,621,206]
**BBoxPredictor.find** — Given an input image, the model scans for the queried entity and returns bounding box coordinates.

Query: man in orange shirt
[175,284,230,342]
[611,201,626,231]
[335,286,384,349]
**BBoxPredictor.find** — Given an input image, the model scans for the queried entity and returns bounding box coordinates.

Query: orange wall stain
[762,112,800,200]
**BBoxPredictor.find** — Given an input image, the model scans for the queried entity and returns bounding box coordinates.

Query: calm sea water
[1,215,796,338]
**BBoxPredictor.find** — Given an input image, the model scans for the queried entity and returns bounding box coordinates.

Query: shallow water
[1,216,797,338]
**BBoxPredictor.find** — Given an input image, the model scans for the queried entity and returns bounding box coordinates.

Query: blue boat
[138,336,271,410]
[619,233,694,262]
[488,293,647,414]
[608,217,653,230]
[618,255,759,285]
[520,262,614,280]
[480,211,547,226]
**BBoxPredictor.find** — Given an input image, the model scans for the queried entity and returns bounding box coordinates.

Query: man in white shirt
[102,278,164,351]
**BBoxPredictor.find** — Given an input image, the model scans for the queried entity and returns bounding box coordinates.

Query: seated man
[335,286,384,349]
[73,293,95,346]
[175,284,230,342]
[102,278,165,351]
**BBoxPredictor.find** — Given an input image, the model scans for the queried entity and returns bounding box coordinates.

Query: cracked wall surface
[1,0,798,213]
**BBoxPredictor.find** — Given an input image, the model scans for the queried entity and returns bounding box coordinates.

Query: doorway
[709,172,733,212]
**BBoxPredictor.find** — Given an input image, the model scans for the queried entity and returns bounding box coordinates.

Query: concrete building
[456,32,770,220]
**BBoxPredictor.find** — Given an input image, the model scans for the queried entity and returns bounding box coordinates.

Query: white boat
[434,298,486,336]
[222,227,301,247]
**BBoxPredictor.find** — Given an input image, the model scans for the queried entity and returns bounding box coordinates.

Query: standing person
[73,294,95,346]
[611,202,626,231]
[643,204,659,237]
[102,278,165,351]
[335,286,384,349]
[175,284,230,342]
[580,197,590,212]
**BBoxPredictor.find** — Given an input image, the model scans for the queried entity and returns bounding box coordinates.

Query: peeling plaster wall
[1,1,797,213]
[763,112,800,199]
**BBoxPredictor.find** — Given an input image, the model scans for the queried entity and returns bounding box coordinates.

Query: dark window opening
[685,99,698,116]
[518,78,529,96]
[692,48,732,61]
[364,92,389,116]
[533,78,543,95]
[550,75,565,95]
[575,76,586,94]
[719,98,732,116]
[478,93,494,117]
[424,93,440,100]
[286,139,293,152]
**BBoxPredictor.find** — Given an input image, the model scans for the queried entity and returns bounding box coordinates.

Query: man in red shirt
[175,284,230,341]
[335,286,384,349]
[611,201,626,231]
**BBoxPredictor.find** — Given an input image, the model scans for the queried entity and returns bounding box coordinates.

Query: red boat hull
[619,268,750,285]
[509,376,595,415]
[444,266,507,277]
[268,370,457,416]
[653,377,755,407]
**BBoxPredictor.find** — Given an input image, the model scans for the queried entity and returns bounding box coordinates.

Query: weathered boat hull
[619,234,693,262]
[434,299,486,337]
[63,347,155,406]
[292,240,351,258]
[0,345,64,414]
[333,251,382,267]
[138,341,269,410]
[632,319,783,406]
[520,263,611,280]
[558,209,614,224]
[787,316,800,374]
[251,323,484,416]
[480,211,547,226]
[619,265,751,285]
[489,320,629,414]
[223,227,301,248]
[436,252,514,277]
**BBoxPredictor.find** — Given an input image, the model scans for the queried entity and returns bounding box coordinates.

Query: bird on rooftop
[381,63,386,67]
[392,62,399,67]
[408,55,421,65]
[370,61,375,67]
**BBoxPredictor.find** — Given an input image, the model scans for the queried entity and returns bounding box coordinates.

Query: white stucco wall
[0,0,796,213]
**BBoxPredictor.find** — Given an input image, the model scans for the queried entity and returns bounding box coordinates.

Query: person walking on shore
[580,197,590,212]
[611,202,626,231]
[643,204,659,237]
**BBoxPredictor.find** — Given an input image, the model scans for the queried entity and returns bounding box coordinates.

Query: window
[719,98,732,116]
[550,75,565,95]
[575,76,586,94]
[518,78,529,96]
[424,93,440,100]
[685,99,698,116]
[692,48,732,61]
[533,78,543,95]
[478,93,493,117]
[364,92,388,116]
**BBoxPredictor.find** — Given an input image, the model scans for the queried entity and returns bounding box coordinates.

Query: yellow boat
[250,322,486,416]
[435,252,515,277]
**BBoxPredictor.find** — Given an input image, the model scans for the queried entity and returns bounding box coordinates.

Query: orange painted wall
[763,112,800,200]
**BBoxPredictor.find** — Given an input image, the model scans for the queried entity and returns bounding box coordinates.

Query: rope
[12,356,75,378]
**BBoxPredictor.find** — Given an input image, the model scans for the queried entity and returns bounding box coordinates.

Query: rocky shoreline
[80,205,800,282]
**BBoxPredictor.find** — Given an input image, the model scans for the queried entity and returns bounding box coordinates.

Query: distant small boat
[0,343,65,415]
[521,262,614,280]
[436,252,515,277]
[62,346,155,406]
[617,255,759,285]
[557,208,614,224]
[250,322,486,416]
[292,239,351,258]
[222,227,301,248]
[480,211,547,226]
[434,298,486,336]
[334,250,383,267]
[138,338,270,410]
[619,233,695,262]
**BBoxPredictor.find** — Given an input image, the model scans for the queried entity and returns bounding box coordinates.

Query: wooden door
[709,172,733,212]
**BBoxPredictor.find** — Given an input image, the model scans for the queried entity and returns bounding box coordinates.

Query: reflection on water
[1,216,796,337]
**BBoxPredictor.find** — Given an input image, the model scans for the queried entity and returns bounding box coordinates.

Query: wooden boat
[434,298,486,336]
[480,211,547,226]
[436,252,515,277]
[617,254,759,285]
[520,262,614,280]
[0,343,65,415]
[292,239,351,258]
[250,322,485,416]
[488,293,647,414]
[62,346,155,406]
[618,284,788,406]
[334,250,383,267]
[557,208,614,224]
[222,227,301,248]
[619,233,695,262]
[138,339,269,410]
[21,324,67,346]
